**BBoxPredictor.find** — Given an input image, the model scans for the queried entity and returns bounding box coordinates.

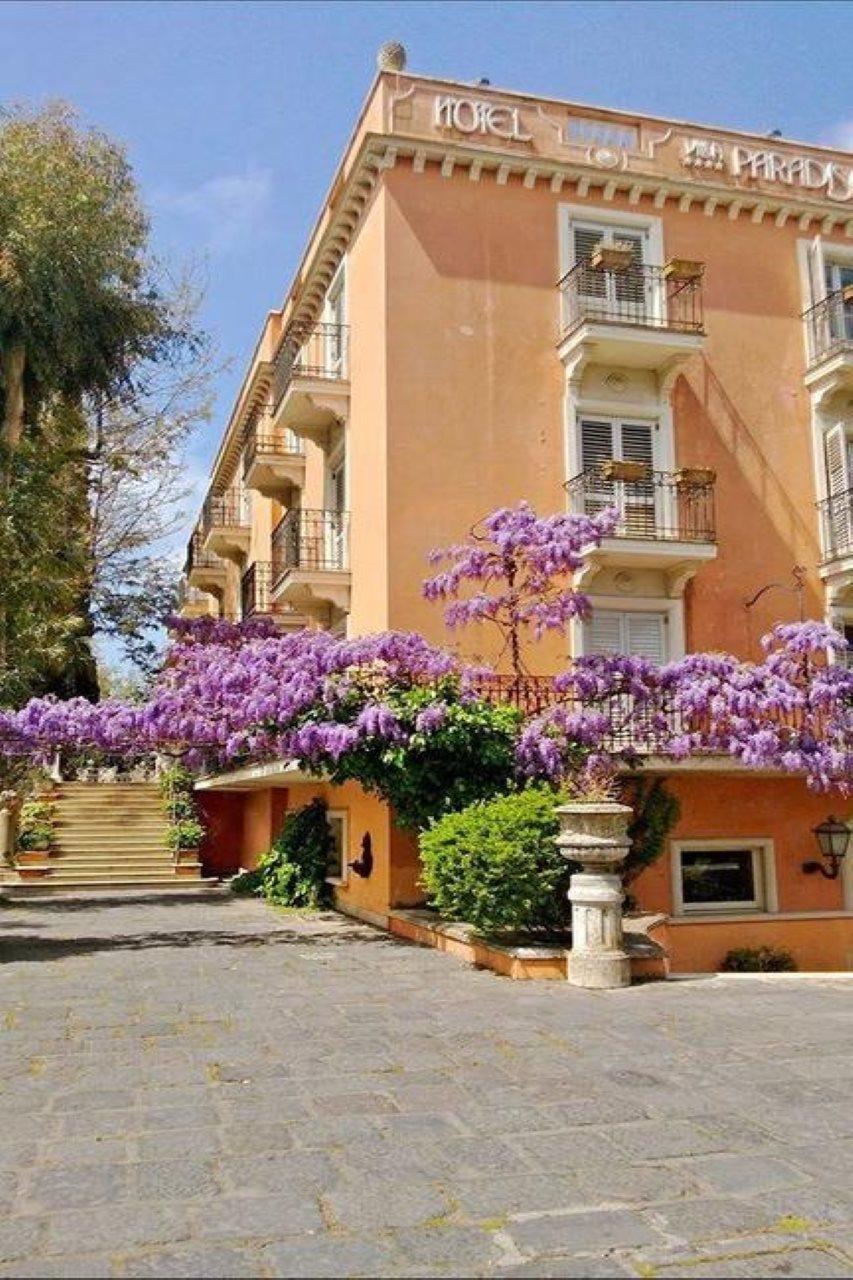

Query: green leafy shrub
[419,786,572,935]
[17,797,55,851]
[165,817,206,853]
[312,676,521,831]
[231,799,333,909]
[721,946,798,973]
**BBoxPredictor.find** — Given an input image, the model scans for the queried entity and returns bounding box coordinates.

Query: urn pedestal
[555,801,633,989]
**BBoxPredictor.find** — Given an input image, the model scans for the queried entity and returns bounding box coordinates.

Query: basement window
[673,842,771,914]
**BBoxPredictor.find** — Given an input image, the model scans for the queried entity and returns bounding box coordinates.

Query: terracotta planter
[600,459,652,484]
[675,466,716,487]
[664,258,704,282]
[590,241,635,272]
[842,283,853,304]
[18,866,51,880]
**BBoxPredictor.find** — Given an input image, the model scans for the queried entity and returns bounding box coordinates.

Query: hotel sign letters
[433,94,532,142]
[682,137,853,203]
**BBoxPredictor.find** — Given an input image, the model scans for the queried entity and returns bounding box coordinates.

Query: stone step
[0,879,222,899]
[52,838,170,850]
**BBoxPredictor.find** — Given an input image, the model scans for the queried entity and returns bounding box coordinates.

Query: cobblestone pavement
[1,895,853,1278]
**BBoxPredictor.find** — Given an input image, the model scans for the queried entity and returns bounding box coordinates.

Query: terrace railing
[201,490,251,534]
[184,528,223,576]
[558,262,704,337]
[272,508,350,582]
[271,322,349,412]
[565,467,716,543]
[818,486,853,559]
[242,421,304,479]
[803,288,853,367]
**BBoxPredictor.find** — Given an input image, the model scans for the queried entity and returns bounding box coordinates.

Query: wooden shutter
[613,231,646,307]
[573,225,604,264]
[586,610,625,655]
[621,422,655,465]
[826,425,850,497]
[585,610,666,660]
[581,419,614,471]
[824,426,853,554]
[625,612,666,662]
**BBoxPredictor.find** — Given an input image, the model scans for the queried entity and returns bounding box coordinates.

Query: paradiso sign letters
[682,137,853,203]
[433,94,532,142]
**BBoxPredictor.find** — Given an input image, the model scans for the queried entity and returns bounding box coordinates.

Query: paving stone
[136,1126,222,1162]
[191,1192,323,1239]
[39,1136,128,1167]
[498,1257,634,1277]
[454,1173,586,1219]
[133,1156,219,1200]
[654,1246,853,1277]
[392,1223,505,1271]
[608,1119,734,1159]
[323,1174,451,1231]
[574,1161,703,1205]
[508,1128,623,1173]
[44,1202,191,1254]
[29,1163,129,1210]
[682,1153,809,1196]
[0,1217,46,1263]
[0,1253,115,1278]
[508,1208,660,1256]
[219,1150,337,1197]
[260,1234,398,1277]
[120,1245,259,1277]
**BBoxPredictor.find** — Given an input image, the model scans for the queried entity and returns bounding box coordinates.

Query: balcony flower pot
[675,466,716,487]
[664,258,704,282]
[590,241,635,273]
[600,459,652,484]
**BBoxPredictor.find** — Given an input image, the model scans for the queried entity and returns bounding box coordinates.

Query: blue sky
[4,0,853,543]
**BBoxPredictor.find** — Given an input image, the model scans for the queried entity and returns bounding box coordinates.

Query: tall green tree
[0,102,208,702]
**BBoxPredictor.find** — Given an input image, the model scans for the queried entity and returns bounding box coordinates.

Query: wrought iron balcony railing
[201,491,251,534]
[818,486,853,559]
[803,288,853,367]
[177,579,213,609]
[242,421,304,479]
[271,322,349,411]
[184,528,223,576]
[240,561,304,619]
[565,467,716,543]
[272,508,350,580]
[558,262,704,336]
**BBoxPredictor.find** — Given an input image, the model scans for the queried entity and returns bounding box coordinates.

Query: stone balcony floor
[1,895,852,1277]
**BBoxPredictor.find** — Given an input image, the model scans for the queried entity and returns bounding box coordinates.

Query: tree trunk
[1,341,26,450]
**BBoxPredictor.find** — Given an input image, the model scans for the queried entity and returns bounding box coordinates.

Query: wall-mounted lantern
[802,816,851,880]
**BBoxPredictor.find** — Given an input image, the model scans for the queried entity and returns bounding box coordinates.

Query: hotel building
[181,51,853,973]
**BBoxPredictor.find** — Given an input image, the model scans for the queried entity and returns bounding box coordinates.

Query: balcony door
[825,260,853,343]
[326,458,347,570]
[572,222,650,321]
[579,417,660,537]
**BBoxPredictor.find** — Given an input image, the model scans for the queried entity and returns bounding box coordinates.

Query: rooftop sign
[682,138,853,203]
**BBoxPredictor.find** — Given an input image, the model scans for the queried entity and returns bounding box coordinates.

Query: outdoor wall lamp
[802,816,851,880]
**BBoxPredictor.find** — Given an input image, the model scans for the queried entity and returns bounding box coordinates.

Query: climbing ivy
[623,777,681,890]
[231,799,333,909]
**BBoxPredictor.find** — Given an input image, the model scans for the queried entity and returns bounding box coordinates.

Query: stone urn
[0,791,21,868]
[555,800,633,989]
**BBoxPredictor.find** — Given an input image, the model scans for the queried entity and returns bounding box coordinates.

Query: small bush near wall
[231,799,332,910]
[159,765,206,855]
[419,786,572,936]
[721,946,798,973]
[17,797,55,851]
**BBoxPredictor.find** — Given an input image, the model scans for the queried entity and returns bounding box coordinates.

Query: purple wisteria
[423,502,619,676]
[0,616,849,795]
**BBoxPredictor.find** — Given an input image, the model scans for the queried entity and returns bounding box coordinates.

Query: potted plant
[664,258,704,282]
[17,798,55,852]
[590,240,636,272]
[675,466,716,487]
[600,458,652,484]
[166,817,206,872]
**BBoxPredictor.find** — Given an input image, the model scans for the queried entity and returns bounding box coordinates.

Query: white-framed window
[559,204,664,330]
[672,840,777,915]
[584,608,668,662]
[326,809,348,884]
[576,417,661,536]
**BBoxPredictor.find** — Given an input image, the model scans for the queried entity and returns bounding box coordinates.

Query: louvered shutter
[585,610,625,655]
[580,420,616,519]
[620,422,656,536]
[573,226,607,301]
[824,426,853,554]
[625,612,666,662]
[613,231,646,311]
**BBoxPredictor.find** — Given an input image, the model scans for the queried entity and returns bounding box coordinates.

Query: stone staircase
[1,782,220,897]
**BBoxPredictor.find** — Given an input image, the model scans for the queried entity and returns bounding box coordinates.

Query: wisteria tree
[423,502,618,680]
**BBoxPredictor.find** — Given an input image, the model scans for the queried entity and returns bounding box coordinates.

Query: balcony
[177,579,218,620]
[201,492,251,563]
[803,289,853,401]
[184,528,227,596]
[271,508,351,619]
[242,420,305,500]
[818,488,853,595]
[240,562,308,631]
[565,464,717,589]
[558,260,705,387]
[269,322,350,448]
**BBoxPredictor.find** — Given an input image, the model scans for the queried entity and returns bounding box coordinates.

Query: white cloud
[154,167,274,253]
[824,121,853,151]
